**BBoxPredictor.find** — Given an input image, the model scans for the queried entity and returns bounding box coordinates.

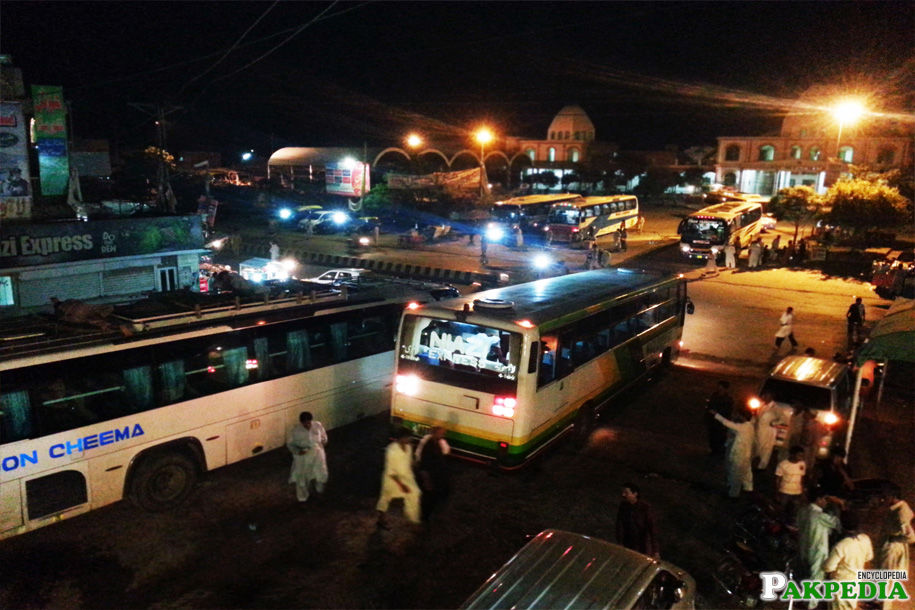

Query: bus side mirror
[686,298,695,315]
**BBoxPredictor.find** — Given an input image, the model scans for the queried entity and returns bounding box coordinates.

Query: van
[749,355,853,459]
[460,529,696,609]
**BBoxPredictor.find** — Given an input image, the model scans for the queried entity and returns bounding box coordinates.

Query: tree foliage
[769,186,820,243]
[821,177,908,232]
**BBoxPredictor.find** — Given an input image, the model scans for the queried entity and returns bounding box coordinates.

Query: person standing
[724,241,737,269]
[710,407,755,498]
[797,491,842,582]
[771,234,781,253]
[480,233,489,265]
[269,240,280,261]
[748,238,763,268]
[618,226,628,251]
[705,380,734,456]
[415,426,451,522]
[754,392,783,470]
[286,412,328,504]
[774,445,806,523]
[376,427,421,528]
[774,306,799,351]
[514,225,524,249]
[824,512,873,610]
[373,223,381,246]
[845,297,865,347]
[615,483,660,558]
[879,486,915,578]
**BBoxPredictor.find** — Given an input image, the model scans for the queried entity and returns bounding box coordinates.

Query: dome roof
[547,106,595,140]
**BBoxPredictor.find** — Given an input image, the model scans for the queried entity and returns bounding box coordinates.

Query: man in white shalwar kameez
[754,393,783,470]
[797,492,841,582]
[711,408,755,498]
[286,411,328,503]
[376,427,421,527]
[824,512,873,610]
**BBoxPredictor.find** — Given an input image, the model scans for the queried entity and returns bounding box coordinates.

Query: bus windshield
[490,205,521,222]
[681,217,728,244]
[398,315,521,393]
[547,206,579,226]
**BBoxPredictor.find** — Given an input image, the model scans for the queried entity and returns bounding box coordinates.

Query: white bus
[391,269,692,468]
[545,195,640,244]
[486,194,584,243]
[0,281,453,538]
[677,200,764,260]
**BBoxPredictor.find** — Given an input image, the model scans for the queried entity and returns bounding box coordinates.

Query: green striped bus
[391,269,692,468]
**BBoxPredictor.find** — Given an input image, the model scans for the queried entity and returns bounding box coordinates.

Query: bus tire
[573,404,595,447]
[129,452,199,512]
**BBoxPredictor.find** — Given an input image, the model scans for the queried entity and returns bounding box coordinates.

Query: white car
[760,213,777,232]
[304,268,371,285]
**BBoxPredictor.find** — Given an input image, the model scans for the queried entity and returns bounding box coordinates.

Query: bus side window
[538,336,557,386]
[527,340,539,374]
[557,333,575,379]
[0,389,33,443]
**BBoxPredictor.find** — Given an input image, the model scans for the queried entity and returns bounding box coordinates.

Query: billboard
[326,161,370,197]
[31,85,69,196]
[0,101,32,219]
[0,216,204,269]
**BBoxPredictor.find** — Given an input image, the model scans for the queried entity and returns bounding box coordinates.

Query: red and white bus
[545,195,640,243]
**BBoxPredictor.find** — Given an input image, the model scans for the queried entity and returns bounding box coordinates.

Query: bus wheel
[573,404,595,447]
[130,452,198,512]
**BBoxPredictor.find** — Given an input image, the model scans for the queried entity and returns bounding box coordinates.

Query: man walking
[710,407,755,498]
[824,512,873,610]
[845,297,865,347]
[286,412,328,504]
[415,426,451,522]
[748,238,763,268]
[705,380,734,456]
[754,392,783,470]
[376,427,421,528]
[615,483,660,558]
[774,306,799,351]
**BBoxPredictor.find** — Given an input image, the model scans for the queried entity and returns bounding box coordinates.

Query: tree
[560,172,580,191]
[534,171,559,192]
[634,167,680,200]
[821,177,908,235]
[769,186,820,244]
[683,146,715,165]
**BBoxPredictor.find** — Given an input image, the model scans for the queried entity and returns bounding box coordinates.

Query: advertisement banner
[31,85,69,196]
[0,215,204,269]
[0,101,33,219]
[326,162,370,197]
[387,167,483,193]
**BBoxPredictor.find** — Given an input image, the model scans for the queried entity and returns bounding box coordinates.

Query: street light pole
[475,127,493,199]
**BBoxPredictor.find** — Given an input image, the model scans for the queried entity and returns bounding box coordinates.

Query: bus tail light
[823,411,840,426]
[748,397,761,410]
[395,374,420,396]
[492,396,516,418]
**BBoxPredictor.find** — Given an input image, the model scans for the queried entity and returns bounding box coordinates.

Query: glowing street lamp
[475,127,494,196]
[831,99,865,160]
[406,133,423,150]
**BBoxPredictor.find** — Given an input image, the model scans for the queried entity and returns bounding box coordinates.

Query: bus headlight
[492,396,516,418]
[681,245,691,253]
[395,374,420,396]
[823,412,840,426]
[278,208,293,220]
[532,253,552,270]
[710,246,721,254]
[748,397,761,410]
[486,224,505,242]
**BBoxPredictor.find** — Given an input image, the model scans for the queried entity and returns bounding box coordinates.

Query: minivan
[749,355,853,459]
[460,529,696,609]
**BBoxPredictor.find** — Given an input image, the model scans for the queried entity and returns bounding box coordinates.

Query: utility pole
[129,102,182,212]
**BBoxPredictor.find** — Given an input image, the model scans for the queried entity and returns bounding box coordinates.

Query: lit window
[569,149,580,162]
[790,146,802,160]
[548,147,556,162]
[526,148,536,161]
[725,145,740,161]
[0,276,13,306]
[838,146,854,163]
[809,147,821,161]
[758,145,775,161]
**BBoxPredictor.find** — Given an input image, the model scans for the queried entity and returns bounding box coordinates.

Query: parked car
[760,213,777,232]
[304,268,372,285]
[460,529,696,609]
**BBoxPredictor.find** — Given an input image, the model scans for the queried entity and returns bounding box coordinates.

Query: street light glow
[475,127,493,146]
[832,99,866,126]
[406,133,423,149]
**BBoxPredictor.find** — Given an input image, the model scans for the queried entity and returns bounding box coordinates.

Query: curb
[244,243,508,287]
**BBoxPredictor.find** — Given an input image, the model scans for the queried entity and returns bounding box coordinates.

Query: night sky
[2,1,912,157]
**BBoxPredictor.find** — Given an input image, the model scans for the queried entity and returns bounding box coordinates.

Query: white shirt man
[286,412,328,503]
[714,412,755,498]
[754,397,784,469]
[824,525,873,610]
[724,243,736,268]
[376,429,421,527]
[797,495,841,581]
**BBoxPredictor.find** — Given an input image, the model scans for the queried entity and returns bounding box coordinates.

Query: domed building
[716,86,912,196]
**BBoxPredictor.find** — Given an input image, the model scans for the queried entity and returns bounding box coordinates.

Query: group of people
[719,235,813,270]
[285,414,451,529]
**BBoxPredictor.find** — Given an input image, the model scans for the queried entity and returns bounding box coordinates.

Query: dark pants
[706,417,727,454]
[775,334,797,348]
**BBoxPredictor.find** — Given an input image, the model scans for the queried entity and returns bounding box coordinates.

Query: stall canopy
[855,298,915,364]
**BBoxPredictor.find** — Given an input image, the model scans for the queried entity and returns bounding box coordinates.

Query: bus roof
[576,195,638,207]
[413,269,673,330]
[493,194,583,207]
[689,200,762,219]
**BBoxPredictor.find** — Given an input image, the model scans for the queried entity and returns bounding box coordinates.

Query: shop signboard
[31,85,69,196]
[0,101,33,219]
[326,161,369,197]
